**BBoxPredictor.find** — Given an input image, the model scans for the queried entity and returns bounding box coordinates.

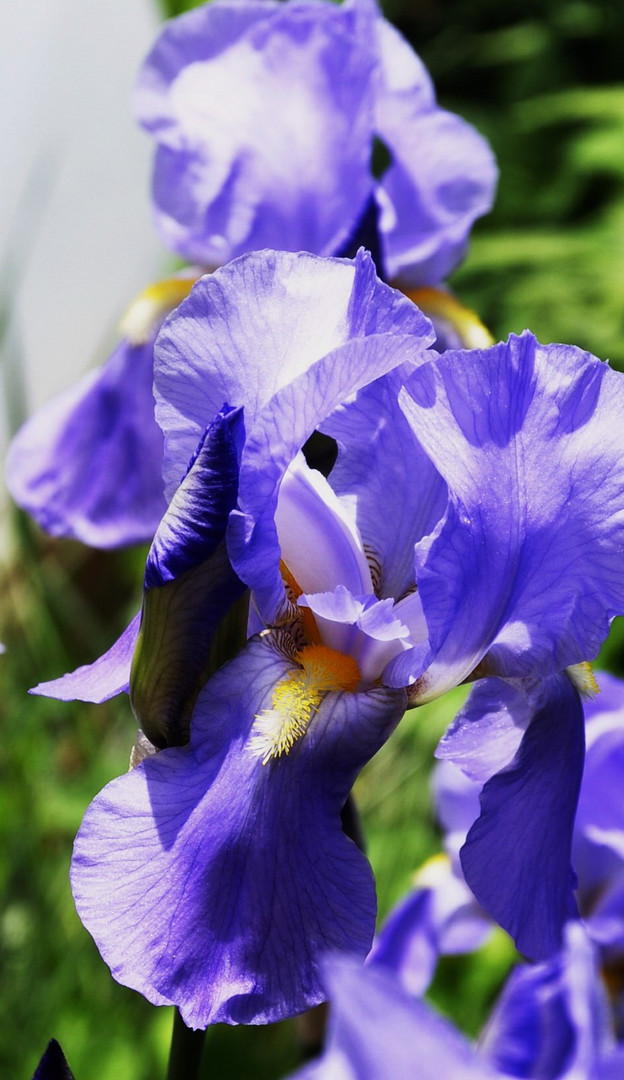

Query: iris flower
[136,0,496,282]
[34,246,624,1027]
[369,668,624,1020]
[6,0,495,549]
[296,930,624,1080]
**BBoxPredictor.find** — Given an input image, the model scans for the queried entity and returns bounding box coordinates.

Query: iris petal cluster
[26,243,624,1027]
[11,0,624,1056]
[6,0,496,551]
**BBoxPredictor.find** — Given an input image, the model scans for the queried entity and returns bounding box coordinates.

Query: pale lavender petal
[31,613,140,702]
[370,857,491,998]
[322,368,447,603]
[300,587,415,685]
[436,678,532,784]
[136,0,376,265]
[154,249,430,501]
[378,109,498,285]
[275,453,372,598]
[481,923,614,1079]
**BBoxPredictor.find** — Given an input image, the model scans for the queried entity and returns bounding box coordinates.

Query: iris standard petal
[459,673,584,960]
[6,336,165,548]
[231,336,434,623]
[135,0,376,265]
[71,635,406,1028]
[399,332,624,701]
[154,249,433,622]
[154,249,431,501]
[275,453,373,599]
[323,368,447,602]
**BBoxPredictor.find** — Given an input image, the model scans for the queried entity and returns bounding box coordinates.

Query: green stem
[166,1009,205,1080]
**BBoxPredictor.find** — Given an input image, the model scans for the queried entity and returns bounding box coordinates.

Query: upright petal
[7,336,165,548]
[135,0,376,264]
[323,368,447,602]
[71,635,406,1027]
[154,249,433,622]
[397,332,624,699]
[378,110,498,285]
[154,249,430,499]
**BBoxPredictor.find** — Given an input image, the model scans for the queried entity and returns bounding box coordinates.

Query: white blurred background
[0,0,164,529]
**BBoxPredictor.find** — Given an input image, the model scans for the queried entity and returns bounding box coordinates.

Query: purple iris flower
[136,0,497,283]
[368,853,493,999]
[429,670,624,980]
[295,928,624,1080]
[6,0,496,551]
[480,924,618,1080]
[59,248,435,1027]
[35,260,624,1023]
[369,673,624,1004]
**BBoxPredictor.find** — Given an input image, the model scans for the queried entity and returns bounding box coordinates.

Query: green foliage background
[2,0,624,1076]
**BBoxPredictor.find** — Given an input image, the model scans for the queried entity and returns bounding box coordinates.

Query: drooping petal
[131,405,246,748]
[71,635,406,1027]
[432,758,483,867]
[296,956,501,1080]
[397,332,624,700]
[575,671,624,868]
[31,612,140,702]
[7,336,165,548]
[322,367,447,602]
[436,677,532,785]
[135,0,376,265]
[458,673,584,960]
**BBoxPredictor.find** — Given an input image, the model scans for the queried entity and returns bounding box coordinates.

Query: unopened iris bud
[130,404,246,748]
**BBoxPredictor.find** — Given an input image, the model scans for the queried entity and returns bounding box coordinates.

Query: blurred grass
[3,0,624,1076]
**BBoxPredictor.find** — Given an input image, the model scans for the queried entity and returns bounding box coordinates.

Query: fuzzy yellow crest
[248,645,361,766]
